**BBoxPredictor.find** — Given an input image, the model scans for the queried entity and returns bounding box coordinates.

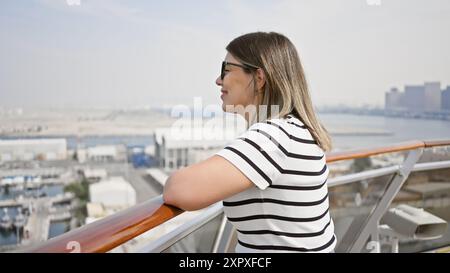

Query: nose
[215,75,222,86]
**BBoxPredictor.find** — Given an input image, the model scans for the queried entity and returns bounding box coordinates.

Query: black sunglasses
[220,61,259,80]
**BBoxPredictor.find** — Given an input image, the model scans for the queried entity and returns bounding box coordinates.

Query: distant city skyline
[386,81,450,112]
[1,0,450,109]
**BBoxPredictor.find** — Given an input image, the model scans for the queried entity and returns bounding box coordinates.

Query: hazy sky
[1,0,449,109]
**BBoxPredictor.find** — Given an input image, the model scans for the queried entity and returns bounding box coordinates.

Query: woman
[163,32,336,253]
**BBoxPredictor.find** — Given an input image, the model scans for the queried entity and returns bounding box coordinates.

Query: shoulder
[249,114,307,131]
[245,115,325,157]
[245,115,312,143]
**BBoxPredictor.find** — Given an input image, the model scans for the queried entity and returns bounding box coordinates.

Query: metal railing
[23,139,450,253]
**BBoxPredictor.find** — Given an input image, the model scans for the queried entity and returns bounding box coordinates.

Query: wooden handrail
[25,139,450,253]
[424,139,450,148]
[326,140,425,163]
[23,196,182,253]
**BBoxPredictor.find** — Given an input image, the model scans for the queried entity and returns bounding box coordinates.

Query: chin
[221,103,228,112]
[222,102,236,113]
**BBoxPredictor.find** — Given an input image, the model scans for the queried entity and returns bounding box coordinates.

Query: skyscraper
[424,82,441,112]
[385,82,445,114]
[385,87,404,110]
[442,86,450,111]
[403,85,425,112]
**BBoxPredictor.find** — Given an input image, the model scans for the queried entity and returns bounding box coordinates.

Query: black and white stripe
[227,207,330,223]
[223,193,329,207]
[232,137,328,176]
[237,219,333,238]
[237,235,336,253]
[269,179,328,191]
[265,120,317,144]
[248,128,324,160]
[216,115,335,253]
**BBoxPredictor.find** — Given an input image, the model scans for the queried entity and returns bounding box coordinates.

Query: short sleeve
[215,122,287,190]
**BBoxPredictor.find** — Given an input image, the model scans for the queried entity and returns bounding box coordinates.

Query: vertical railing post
[346,148,423,252]
[213,215,237,253]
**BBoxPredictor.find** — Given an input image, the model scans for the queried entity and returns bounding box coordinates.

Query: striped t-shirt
[216,114,336,253]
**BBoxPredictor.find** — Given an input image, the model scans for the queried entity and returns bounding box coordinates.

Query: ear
[254,68,266,91]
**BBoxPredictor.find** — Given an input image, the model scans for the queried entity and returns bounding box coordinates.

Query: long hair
[226,31,332,152]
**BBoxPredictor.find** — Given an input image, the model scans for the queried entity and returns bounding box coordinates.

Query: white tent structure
[89,176,136,210]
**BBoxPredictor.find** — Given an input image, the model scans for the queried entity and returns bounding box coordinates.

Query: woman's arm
[163,155,254,211]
